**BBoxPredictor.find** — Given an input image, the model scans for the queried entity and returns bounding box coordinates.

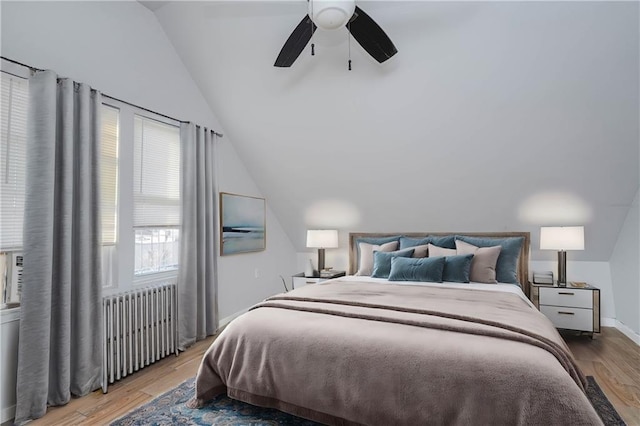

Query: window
[100,105,119,288]
[134,228,180,275]
[0,73,28,250]
[133,115,180,276]
[100,102,182,293]
[0,65,182,295]
[101,105,119,245]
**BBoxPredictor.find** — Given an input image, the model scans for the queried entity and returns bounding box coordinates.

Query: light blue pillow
[388,256,446,282]
[455,236,524,284]
[400,235,457,250]
[371,249,414,279]
[443,254,474,283]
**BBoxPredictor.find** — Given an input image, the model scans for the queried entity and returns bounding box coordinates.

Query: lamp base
[317,248,326,272]
[557,250,567,287]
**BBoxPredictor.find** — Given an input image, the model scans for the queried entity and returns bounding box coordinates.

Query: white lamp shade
[306,230,339,248]
[540,226,585,250]
[309,0,356,30]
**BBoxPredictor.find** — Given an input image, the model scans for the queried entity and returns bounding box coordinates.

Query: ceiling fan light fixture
[274,0,397,68]
[309,0,356,30]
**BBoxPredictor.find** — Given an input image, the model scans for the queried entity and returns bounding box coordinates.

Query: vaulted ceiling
[147,1,638,261]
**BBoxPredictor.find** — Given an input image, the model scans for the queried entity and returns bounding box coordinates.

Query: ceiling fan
[274,0,397,67]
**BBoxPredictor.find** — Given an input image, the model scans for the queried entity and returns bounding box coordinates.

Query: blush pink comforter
[189,280,602,425]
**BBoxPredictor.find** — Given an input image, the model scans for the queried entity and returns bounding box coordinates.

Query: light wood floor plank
[565,328,640,425]
[22,327,640,425]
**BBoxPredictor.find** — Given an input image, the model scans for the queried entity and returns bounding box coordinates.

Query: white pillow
[355,241,399,276]
[455,240,501,284]
[427,243,456,257]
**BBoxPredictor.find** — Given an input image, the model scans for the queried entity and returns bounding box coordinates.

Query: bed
[189,232,602,425]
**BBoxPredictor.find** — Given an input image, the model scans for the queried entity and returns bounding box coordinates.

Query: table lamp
[540,226,584,287]
[306,230,339,272]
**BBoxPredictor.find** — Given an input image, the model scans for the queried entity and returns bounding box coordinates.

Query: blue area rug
[111,376,625,425]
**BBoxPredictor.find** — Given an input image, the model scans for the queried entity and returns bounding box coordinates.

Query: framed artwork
[220,192,266,255]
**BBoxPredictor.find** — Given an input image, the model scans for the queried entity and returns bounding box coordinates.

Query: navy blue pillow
[400,235,456,250]
[371,249,414,279]
[443,254,474,283]
[388,256,446,282]
[455,236,524,284]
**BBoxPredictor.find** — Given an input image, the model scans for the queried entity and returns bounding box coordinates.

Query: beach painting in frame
[220,192,266,255]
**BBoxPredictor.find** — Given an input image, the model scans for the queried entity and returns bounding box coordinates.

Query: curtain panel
[15,70,103,424]
[178,123,219,350]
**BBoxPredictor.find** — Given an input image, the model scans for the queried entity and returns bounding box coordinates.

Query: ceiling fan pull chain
[348,21,352,70]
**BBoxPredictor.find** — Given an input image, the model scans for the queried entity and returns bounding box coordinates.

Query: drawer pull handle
[306,281,316,284]
[558,292,575,295]
[558,311,575,315]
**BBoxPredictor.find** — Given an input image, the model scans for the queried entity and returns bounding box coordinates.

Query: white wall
[154,1,639,267]
[0,308,20,423]
[0,0,296,323]
[216,138,296,318]
[610,190,640,337]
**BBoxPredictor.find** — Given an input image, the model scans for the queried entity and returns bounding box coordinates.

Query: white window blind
[101,105,119,245]
[133,115,180,227]
[0,73,28,250]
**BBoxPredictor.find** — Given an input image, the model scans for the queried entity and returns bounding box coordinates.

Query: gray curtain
[178,123,218,350]
[15,70,102,424]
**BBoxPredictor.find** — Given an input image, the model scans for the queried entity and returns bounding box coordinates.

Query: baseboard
[1,404,15,424]
[218,308,248,330]
[615,320,640,346]
[601,317,616,327]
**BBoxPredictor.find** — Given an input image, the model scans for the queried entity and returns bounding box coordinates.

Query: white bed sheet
[324,275,535,309]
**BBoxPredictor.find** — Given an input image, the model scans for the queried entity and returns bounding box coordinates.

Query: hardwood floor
[22,327,640,425]
[27,336,218,426]
[564,327,640,425]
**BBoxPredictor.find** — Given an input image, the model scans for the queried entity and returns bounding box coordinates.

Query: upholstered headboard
[348,232,531,296]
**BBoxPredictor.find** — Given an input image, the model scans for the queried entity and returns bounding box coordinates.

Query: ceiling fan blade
[274,15,317,67]
[347,6,397,63]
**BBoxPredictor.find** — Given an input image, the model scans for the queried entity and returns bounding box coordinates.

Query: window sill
[134,270,179,287]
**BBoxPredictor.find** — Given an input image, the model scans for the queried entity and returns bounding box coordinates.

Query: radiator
[102,283,178,393]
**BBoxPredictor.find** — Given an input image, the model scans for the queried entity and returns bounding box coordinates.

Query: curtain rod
[103,94,223,137]
[0,55,224,138]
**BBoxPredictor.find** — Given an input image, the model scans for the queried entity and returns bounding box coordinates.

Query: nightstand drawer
[539,288,592,309]
[540,306,594,332]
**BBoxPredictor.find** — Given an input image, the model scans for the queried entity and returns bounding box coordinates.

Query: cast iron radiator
[102,283,177,392]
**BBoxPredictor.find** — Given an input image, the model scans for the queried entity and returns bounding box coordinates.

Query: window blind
[101,105,119,244]
[133,115,180,227]
[0,73,28,250]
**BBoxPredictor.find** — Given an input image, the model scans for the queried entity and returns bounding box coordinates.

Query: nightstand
[530,283,600,336]
[292,271,346,289]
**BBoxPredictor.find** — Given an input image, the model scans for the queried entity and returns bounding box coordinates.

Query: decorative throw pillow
[371,249,415,279]
[428,243,456,257]
[455,236,524,284]
[442,254,475,283]
[400,244,429,258]
[454,240,501,284]
[399,235,457,250]
[355,241,399,276]
[388,256,446,282]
